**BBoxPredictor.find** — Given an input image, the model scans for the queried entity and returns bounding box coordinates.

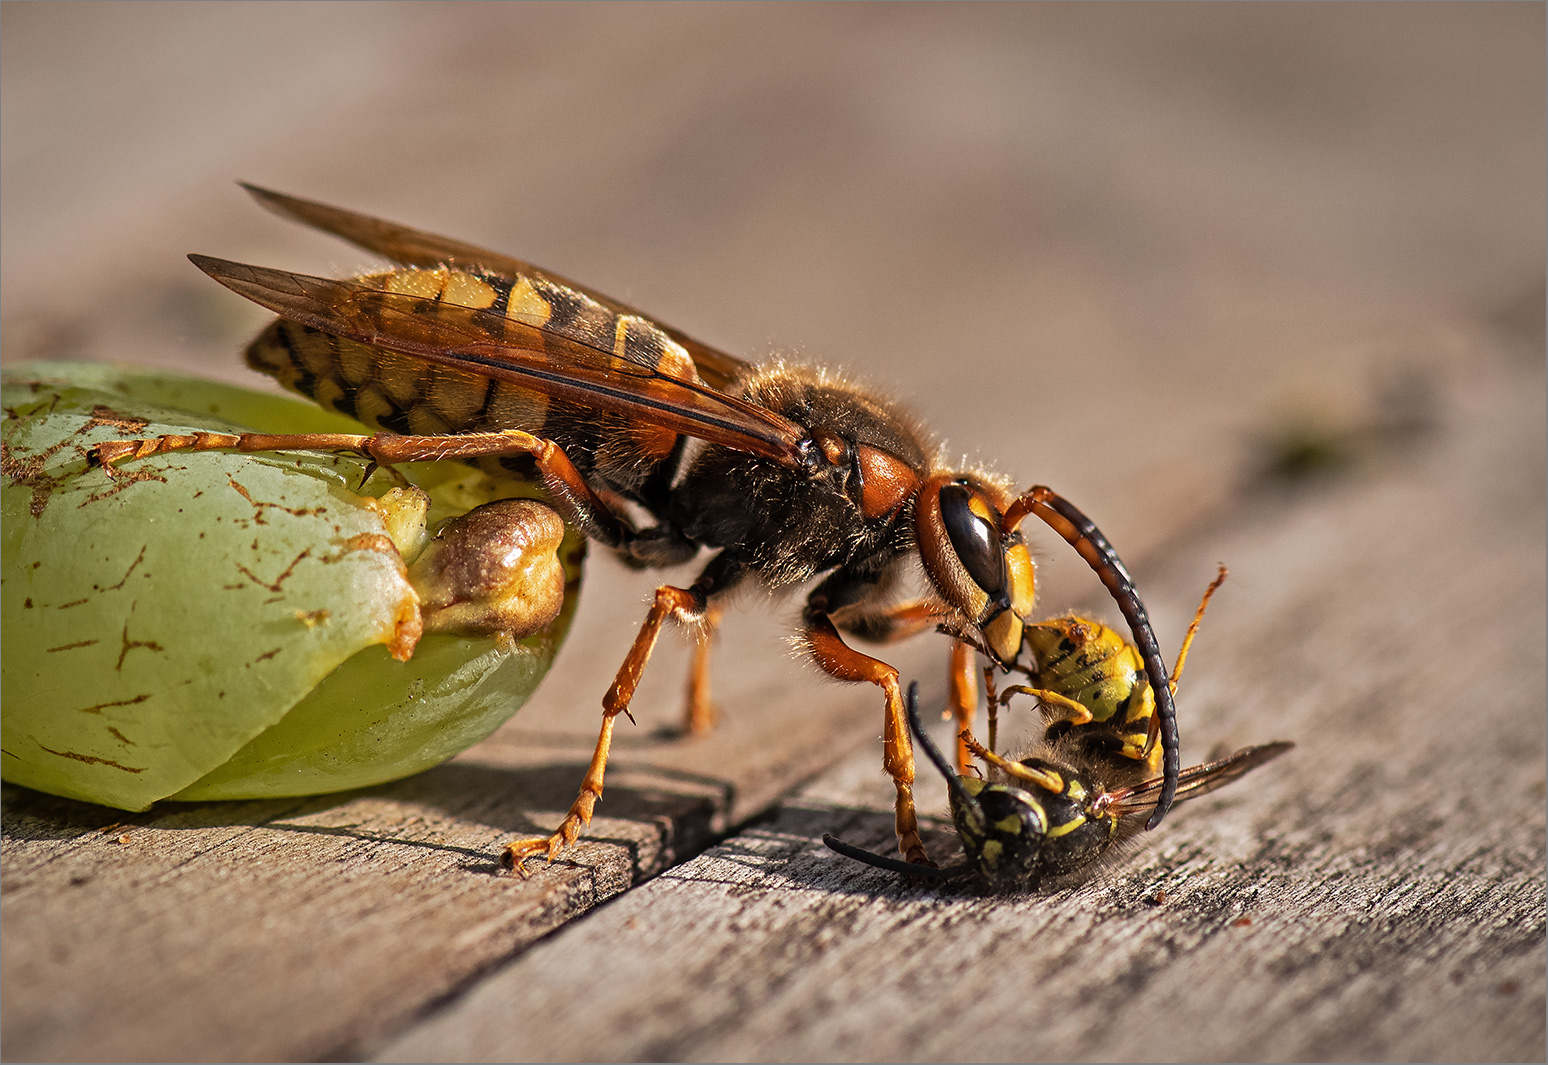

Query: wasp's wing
[191,256,807,464]
[1107,741,1292,817]
[239,184,755,393]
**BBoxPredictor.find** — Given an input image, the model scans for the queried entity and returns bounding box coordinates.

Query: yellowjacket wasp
[827,572,1291,888]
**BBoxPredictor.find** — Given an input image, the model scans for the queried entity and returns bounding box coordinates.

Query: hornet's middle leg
[503,552,744,873]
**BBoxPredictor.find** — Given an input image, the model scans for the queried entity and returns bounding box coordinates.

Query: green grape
[1,362,581,810]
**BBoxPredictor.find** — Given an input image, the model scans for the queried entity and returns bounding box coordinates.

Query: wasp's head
[948,758,1120,890]
[915,474,1036,666]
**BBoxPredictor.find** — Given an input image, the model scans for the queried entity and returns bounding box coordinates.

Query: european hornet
[93,185,1189,871]
[826,571,1292,888]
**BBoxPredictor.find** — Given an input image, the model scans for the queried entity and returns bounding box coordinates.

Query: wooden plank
[0,765,698,1060]
[376,348,1546,1063]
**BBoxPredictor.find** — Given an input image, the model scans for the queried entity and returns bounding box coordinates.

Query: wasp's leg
[957,728,1063,791]
[948,639,979,774]
[502,551,745,874]
[823,591,958,754]
[1169,565,1228,692]
[829,599,938,644]
[998,683,1096,728]
[683,600,725,735]
[808,585,948,865]
[87,428,569,467]
[846,602,983,772]
[91,427,681,558]
[91,429,392,469]
[1003,484,1179,828]
[982,665,1000,755]
[803,614,928,866]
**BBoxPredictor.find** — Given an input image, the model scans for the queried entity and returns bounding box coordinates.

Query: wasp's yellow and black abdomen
[1024,616,1161,773]
[245,266,702,488]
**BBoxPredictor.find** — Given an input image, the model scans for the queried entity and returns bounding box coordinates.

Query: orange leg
[805,615,928,866]
[947,639,979,774]
[1169,565,1228,693]
[982,665,1000,755]
[684,601,725,734]
[958,728,1062,791]
[502,582,705,873]
[822,598,938,644]
[1000,684,1096,727]
[92,427,643,550]
[92,427,554,467]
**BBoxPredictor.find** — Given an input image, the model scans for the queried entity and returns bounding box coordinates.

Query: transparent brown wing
[239,184,755,393]
[190,255,807,464]
[1107,741,1293,817]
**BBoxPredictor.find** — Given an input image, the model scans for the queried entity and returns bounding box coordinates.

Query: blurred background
[6,4,1541,450]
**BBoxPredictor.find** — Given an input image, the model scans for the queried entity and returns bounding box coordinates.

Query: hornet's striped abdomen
[246,266,703,485]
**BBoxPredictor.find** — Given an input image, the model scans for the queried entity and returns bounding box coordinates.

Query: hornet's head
[914,474,1036,666]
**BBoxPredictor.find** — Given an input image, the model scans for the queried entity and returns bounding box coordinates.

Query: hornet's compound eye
[939,481,1008,601]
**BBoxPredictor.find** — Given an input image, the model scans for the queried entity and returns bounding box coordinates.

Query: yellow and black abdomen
[1023,615,1161,773]
[245,266,702,490]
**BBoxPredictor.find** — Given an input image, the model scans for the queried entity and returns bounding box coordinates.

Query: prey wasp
[94,185,1187,871]
[826,571,1292,889]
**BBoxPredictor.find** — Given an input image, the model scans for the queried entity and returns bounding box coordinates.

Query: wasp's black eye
[939,482,1006,597]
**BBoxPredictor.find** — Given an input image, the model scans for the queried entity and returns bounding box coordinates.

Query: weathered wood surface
[2,5,1543,1062]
